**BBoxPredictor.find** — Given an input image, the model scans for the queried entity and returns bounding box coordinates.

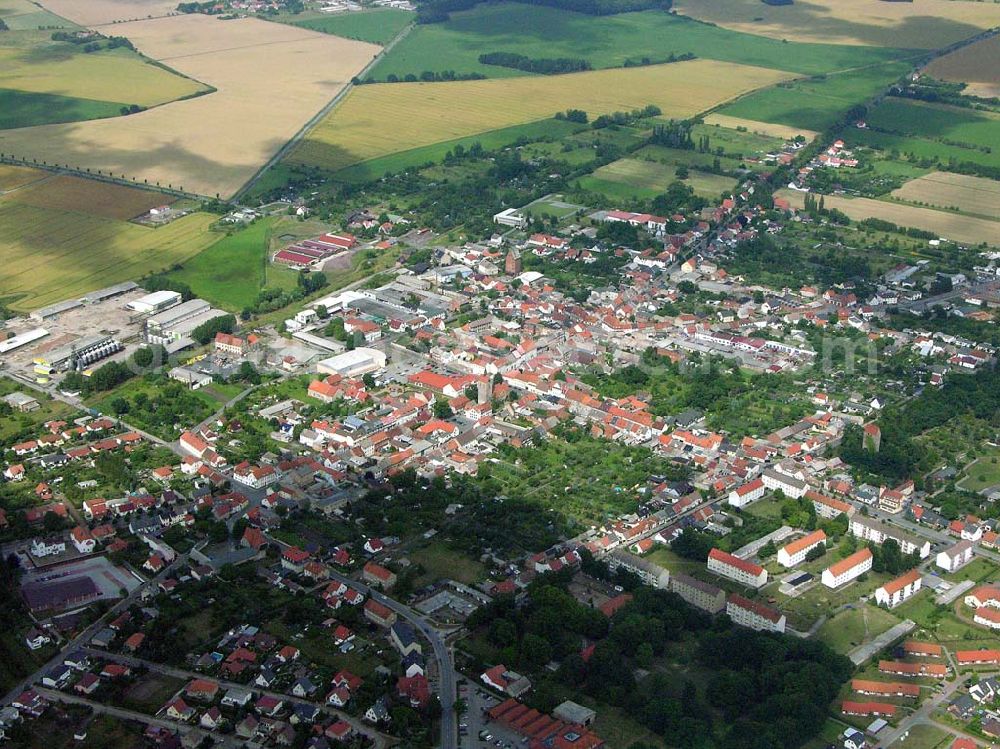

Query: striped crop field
[777,189,1000,247]
[287,59,795,174]
[0,190,217,310]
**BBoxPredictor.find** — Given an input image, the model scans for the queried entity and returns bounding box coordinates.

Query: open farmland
[674,0,1000,48]
[717,61,912,132]
[8,174,174,220]
[0,15,379,197]
[288,59,794,173]
[0,31,208,110]
[866,98,1000,149]
[36,0,180,25]
[891,172,1000,221]
[0,164,47,191]
[366,3,908,81]
[0,0,72,28]
[924,34,1000,99]
[289,8,413,45]
[702,114,818,142]
[777,188,1000,247]
[580,157,736,200]
[0,190,216,310]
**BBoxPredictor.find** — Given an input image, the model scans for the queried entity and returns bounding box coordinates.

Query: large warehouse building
[316,348,387,378]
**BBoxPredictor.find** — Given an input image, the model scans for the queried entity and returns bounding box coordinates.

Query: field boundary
[233,15,416,202]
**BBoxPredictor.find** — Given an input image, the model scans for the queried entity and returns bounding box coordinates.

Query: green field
[290,8,413,44]
[409,541,485,586]
[0,89,126,130]
[330,117,585,183]
[718,62,912,132]
[846,98,1000,172]
[959,447,1000,492]
[867,99,1000,148]
[886,724,950,749]
[0,28,208,130]
[367,3,910,81]
[815,605,903,654]
[163,218,299,311]
[580,157,736,200]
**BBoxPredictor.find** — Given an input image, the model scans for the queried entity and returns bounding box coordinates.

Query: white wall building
[821,548,872,588]
[777,529,826,568]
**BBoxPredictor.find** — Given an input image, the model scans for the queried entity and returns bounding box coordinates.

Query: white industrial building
[127,290,182,314]
[316,348,387,378]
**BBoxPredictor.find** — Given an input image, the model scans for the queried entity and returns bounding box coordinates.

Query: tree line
[479,51,591,75]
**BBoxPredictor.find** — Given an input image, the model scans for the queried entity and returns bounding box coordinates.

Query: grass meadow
[367,3,908,81]
[717,62,913,132]
[579,157,736,200]
[289,59,793,172]
[866,98,1000,150]
[163,217,300,311]
[289,8,413,44]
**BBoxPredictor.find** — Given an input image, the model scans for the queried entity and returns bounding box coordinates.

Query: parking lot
[457,679,525,749]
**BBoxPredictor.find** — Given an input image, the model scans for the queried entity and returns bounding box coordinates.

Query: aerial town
[3,1,1000,749]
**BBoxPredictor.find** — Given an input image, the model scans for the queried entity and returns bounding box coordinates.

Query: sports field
[0,15,379,197]
[674,0,1000,48]
[891,172,1000,221]
[702,114,818,142]
[925,35,1000,100]
[777,189,1000,247]
[37,0,179,25]
[290,8,413,44]
[717,62,912,132]
[368,3,908,81]
[289,59,794,173]
[0,193,217,310]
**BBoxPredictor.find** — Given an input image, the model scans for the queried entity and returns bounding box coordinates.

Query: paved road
[36,687,243,749]
[234,18,416,202]
[1,549,192,707]
[319,566,458,749]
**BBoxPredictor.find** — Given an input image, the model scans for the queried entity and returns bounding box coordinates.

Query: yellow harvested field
[777,189,1000,247]
[36,0,180,25]
[290,59,794,172]
[674,0,1000,48]
[924,35,1000,99]
[0,198,217,311]
[0,164,48,192]
[890,172,1000,221]
[0,15,380,197]
[0,42,207,108]
[702,114,818,142]
[7,175,175,220]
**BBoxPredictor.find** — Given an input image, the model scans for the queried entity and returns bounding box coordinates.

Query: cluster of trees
[373,70,486,84]
[479,52,591,74]
[143,274,194,301]
[651,180,708,216]
[858,217,936,240]
[841,366,1000,483]
[592,104,662,130]
[107,379,217,433]
[650,119,695,149]
[63,344,166,394]
[472,568,851,749]
[416,0,671,24]
[554,108,588,123]
[191,313,236,345]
